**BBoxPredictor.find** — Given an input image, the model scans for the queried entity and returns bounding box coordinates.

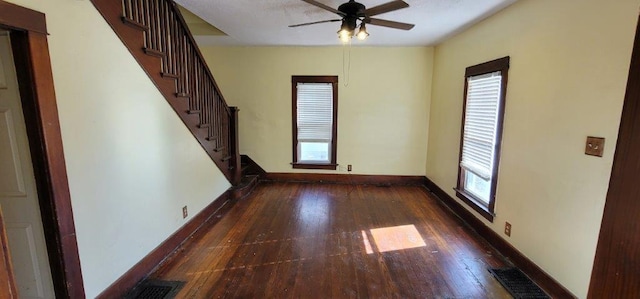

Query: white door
[0,31,55,299]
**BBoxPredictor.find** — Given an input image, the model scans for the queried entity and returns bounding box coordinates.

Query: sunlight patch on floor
[361,230,374,254]
[362,224,426,254]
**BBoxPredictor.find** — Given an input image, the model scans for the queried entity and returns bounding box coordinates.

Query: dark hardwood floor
[149,182,512,298]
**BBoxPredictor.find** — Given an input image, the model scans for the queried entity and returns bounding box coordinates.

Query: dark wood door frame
[588,14,640,298]
[0,1,85,298]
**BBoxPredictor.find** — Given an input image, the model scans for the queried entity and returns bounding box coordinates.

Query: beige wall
[6,0,231,297]
[427,0,639,297]
[202,46,433,175]
[6,0,634,297]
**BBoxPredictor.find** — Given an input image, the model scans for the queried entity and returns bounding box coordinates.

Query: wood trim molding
[454,188,496,222]
[456,56,510,223]
[263,173,425,186]
[588,14,640,298]
[291,163,339,170]
[229,107,241,185]
[465,56,510,77]
[1,2,85,297]
[423,177,575,298]
[0,1,47,34]
[15,31,86,299]
[97,191,234,298]
[291,75,339,170]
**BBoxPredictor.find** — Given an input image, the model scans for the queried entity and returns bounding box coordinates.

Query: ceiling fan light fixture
[357,22,369,40]
[338,30,352,43]
[338,20,353,42]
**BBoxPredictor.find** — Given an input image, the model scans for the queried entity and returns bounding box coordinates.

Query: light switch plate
[585,136,605,157]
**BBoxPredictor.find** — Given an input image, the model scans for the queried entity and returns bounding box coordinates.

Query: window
[455,57,509,222]
[292,76,338,170]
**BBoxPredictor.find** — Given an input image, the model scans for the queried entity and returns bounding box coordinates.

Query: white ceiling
[175,0,518,46]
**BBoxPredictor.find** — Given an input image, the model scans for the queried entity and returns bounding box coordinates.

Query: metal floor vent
[125,280,185,299]
[488,268,550,299]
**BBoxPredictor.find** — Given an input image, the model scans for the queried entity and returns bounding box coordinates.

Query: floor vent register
[125,279,185,299]
[488,267,550,299]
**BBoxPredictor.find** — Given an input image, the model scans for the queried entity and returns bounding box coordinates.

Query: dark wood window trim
[454,189,496,221]
[455,56,510,222]
[292,75,338,170]
[291,163,339,170]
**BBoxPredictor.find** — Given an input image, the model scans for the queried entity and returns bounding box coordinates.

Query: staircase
[91,0,241,185]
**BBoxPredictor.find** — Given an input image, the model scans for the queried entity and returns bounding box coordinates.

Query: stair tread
[231,175,259,190]
[121,17,148,31]
[162,72,179,79]
[144,48,165,57]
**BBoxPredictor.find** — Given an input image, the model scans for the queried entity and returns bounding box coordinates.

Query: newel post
[229,106,241,185]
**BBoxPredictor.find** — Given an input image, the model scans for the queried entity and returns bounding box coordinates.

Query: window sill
[454,188,495,222]
[292,163,338,170]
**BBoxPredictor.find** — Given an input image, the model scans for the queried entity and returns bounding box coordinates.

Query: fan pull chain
[342,40,351,87]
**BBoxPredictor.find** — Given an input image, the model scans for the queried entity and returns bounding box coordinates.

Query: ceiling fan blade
[300,0,346,16]
[289,19,342,28]
[366,18,415,30]
[365,0,409,17]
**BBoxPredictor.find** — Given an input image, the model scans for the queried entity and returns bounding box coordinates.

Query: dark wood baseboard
[423,177,575,298]
[263,173,425,186]
[96,190,233,298]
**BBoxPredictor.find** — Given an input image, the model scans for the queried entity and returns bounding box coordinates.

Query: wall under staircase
[91,0,241,185]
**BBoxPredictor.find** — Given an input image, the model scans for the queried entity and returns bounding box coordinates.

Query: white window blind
[297,82,333,142]
[460,71,502,180]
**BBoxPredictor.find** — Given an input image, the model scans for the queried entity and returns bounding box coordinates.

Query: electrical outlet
[504,222,512,237]
[347,164,352,172]
[182,206,188,219]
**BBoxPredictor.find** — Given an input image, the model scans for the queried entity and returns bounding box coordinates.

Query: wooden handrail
[92,0,241,184]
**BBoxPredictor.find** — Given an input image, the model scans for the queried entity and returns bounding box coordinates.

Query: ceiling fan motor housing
[338,0,366,31]
[338,0,366,18]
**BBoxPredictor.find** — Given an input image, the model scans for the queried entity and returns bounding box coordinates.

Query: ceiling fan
[289,0,415,42]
